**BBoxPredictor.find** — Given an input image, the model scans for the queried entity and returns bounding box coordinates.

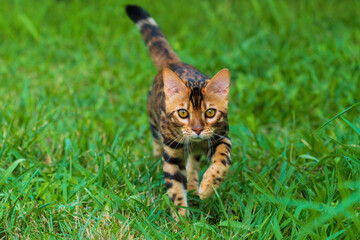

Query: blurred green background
[0,0,359,239]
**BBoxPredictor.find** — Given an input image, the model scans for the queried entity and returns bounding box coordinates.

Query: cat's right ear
[163,68,187,99]
[204,68,230,100]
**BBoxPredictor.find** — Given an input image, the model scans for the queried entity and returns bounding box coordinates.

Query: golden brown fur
[126,5,232,218]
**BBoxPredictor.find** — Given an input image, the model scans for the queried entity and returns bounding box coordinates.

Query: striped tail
[125,5,181,70]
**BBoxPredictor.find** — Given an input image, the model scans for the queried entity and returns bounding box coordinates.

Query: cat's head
[163,68,230,142]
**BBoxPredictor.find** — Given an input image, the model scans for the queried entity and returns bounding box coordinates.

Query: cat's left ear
[204,68,230,100]
[163,68,187,100]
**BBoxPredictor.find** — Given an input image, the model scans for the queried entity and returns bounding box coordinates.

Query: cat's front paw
[171,207,188,221]
[199,169,224,200]
[199,183,214,200]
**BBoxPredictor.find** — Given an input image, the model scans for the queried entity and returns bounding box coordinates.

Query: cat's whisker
[164,137,178,146]
[168,136,185,160]
[207,138,211,157]
[172,135,184,151]
[163,134,182,146]
[161,131,180,135]
[212,132,227,140]
[208,136,217,157]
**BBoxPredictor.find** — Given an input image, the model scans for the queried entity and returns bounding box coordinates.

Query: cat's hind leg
[186,155,201,196]
[162,145,188,218]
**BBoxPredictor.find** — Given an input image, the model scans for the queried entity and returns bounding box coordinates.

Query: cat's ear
[204,68,230,99]
[163,68,187,99]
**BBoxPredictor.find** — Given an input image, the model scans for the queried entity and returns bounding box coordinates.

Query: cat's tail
[125,5,181,70]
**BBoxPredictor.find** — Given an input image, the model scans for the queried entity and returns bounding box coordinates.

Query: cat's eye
[178,109,189,118]
[205,109,216,118]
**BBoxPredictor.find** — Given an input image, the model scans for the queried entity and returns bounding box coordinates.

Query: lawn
[0,0,360,239]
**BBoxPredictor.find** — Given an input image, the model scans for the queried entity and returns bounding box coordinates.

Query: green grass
[1,0,360,239]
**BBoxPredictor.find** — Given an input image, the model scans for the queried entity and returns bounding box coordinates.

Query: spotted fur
[125,5,232,218]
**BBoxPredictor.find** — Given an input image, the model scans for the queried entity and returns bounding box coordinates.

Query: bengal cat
[125,5,232,218]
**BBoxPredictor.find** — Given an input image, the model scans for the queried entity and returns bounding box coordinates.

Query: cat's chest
[185,141,208,155]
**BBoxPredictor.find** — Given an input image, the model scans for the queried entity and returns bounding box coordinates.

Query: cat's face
[163,68,230,142]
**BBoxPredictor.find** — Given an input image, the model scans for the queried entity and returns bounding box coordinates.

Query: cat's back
[167,63,209,89]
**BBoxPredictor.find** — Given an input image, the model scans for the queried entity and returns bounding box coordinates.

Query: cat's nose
[192,127,204,135]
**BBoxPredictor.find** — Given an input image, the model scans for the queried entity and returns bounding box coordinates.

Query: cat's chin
[190,138,203,142]
[189,135,210,142]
